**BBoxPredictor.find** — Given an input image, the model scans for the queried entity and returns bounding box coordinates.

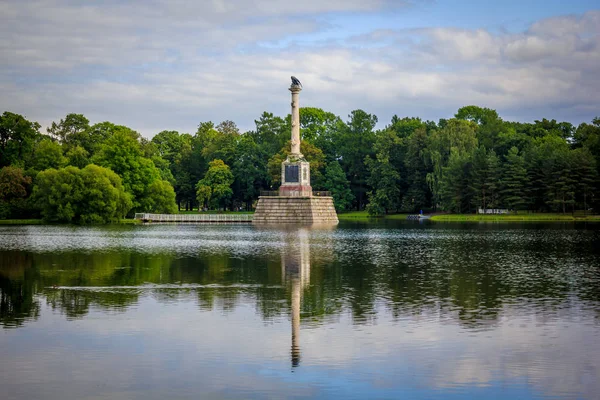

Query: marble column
[289,85,302,157]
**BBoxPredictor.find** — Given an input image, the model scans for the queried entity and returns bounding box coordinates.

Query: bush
[32,164,132,224]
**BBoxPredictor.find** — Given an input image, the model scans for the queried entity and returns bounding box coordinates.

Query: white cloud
[0,2,598,136]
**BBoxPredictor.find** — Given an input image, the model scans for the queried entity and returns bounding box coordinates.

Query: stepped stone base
[253,196,339,225]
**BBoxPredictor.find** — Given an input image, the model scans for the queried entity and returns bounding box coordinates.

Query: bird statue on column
[291,76,302,87]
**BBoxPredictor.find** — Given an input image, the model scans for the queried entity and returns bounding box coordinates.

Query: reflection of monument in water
[281,228,311,368]
[253,77,338,224]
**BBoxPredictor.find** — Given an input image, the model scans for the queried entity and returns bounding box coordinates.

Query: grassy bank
[337,211,380,220]
[430,214,600,222]
[177,210,254,215]
[0,219,44,225]
[118,219,142,225]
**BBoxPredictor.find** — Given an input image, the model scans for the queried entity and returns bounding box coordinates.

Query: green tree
[337,110,378,210]
[196,159,234,210]
[323,161,354,212]
[232,134,270,210]
[92,127,163,212]
[300,107,342,161]
[47,113,90,144]
[365,129,402,215]
[439,149,472,213]
[455,105,504,150]
[501,147,528,210]
[0,112,40,168]
[32,164,132,224]
[65,145,90,169]
[0,166,32,219]
[572,147,598,214]
[402,126,431,212]
[143,180,178,214]
[31,138,66,171]
[426,119,478,209]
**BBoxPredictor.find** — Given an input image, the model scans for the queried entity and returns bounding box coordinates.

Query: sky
[1,0,599,137]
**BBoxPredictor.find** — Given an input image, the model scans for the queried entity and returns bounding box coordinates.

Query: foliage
[31,138,66,171]
[92,126,170,213]
[0,107,599,219]
[32,164,132,224]
[323,161,354,212]
[366,130,402,215]
[501,147,528,210]
[337,110,378,210]
[143,180,178,214]
[0,112,40,168]
[0,166,32,219]
[196,159,234,210]
[47,113,90,145]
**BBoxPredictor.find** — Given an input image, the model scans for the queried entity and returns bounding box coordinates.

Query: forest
[0,105,598,223]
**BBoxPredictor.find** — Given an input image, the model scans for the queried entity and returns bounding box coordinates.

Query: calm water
[1,221,599,399]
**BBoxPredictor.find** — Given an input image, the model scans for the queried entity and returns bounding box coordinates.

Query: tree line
[0,105,598,222]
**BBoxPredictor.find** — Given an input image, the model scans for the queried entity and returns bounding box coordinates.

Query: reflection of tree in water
[0,251,40,328]
[1,225,599,330]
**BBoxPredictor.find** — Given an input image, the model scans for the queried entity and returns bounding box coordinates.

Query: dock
[134,213,253,223]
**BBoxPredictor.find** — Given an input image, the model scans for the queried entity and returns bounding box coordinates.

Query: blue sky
[0,0,598,136]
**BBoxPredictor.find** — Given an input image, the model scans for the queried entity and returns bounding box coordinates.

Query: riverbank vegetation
[430,213,600,222]
[0,106,598,223]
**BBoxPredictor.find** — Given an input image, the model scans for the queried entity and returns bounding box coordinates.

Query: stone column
[289,85,302,156]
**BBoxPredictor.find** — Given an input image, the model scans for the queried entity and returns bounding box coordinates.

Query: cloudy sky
[1,0,599,137]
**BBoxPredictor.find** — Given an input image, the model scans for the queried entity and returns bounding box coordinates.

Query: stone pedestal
[253,196,338,224]
[280,156,312,197]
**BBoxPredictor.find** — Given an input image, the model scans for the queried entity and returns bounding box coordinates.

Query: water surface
[1,222,599,399]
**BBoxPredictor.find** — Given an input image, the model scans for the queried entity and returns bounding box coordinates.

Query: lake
[0,221,599,399]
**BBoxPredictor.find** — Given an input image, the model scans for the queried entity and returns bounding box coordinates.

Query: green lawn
[0,219,44,225]
[177,210,254,215]
[430,213,600,222]
[337,211,380,220]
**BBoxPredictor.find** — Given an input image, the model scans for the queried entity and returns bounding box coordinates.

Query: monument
[253,77,338,224]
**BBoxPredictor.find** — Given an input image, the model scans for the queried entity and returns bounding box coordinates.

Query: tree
[47,113,90,144]
[92,126,163,212]
[151,131,195,210]
[455,105,503,150]
[572,147,598,214]
[143,180,178,214]
[0,112,40,168]
[299,107,342,153]
[365,129,402,215]
[402,126,431,212]
[31,138,66,171]
[426,119,478,209]
[337,110,378,210]
[196,159,234,210]
[439,149,472,213]
[469,146,490,211]
[32,164,132,224]
[65,146,90,169]
[501,147,528,210]
[232,134,270,210]
[216,120,240,136]
[0,166,32,219]
[323,161,354,212]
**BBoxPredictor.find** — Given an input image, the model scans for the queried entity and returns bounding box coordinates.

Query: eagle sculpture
[291,76,302,87]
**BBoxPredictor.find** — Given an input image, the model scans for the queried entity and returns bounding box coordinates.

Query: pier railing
[134,213,253,223]
[259,191,332,197]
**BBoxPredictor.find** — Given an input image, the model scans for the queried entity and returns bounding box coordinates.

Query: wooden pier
[134,213,253,223]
